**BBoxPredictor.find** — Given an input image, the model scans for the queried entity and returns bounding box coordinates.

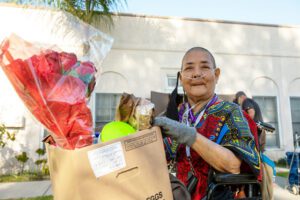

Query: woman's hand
[153,116,197,146]
[154,117,241,173]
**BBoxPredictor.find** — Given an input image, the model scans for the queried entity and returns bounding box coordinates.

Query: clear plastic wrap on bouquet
[0,30,112,149]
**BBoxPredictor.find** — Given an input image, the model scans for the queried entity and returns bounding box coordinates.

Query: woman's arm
[154,116,241,174]
[191,134,241,174]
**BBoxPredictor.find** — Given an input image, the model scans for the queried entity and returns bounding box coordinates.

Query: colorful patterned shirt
[166,97,261,200]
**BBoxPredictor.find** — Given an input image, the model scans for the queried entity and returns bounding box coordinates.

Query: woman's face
[180,50,220,103]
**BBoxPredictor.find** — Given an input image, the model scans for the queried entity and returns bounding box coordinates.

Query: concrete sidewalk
[0,180,52,199]
[274,176,299,200]
[0,177,299,200]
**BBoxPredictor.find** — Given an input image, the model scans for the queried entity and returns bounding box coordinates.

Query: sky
[119,0,300,25]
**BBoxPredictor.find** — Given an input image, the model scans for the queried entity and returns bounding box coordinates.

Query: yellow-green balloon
[100,121,136,142]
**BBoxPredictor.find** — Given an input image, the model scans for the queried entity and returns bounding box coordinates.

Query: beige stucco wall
[95,14,300,96]
[93,14,300,159]
[1,4,300,173]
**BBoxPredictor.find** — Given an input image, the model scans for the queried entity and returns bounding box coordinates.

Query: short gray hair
[181,47,216,70]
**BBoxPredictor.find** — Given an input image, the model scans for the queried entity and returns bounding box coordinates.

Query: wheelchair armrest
[213,173,257,184]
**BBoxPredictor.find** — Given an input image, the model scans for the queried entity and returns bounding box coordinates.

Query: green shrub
[35,148,46,156]
[35,148,49,175]
[275,157,287,168]
[0,123,15,148]
[15,152,29,174]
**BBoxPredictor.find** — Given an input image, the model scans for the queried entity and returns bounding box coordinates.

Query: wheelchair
[206,171,262,200]
[206,121,276,200]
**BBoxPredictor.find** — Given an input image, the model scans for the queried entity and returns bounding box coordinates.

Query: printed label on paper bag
[87,142,126,178]
[124,131,157,151]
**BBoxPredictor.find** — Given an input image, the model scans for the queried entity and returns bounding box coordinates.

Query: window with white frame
[290,97,300,148]
[253,96,280,148]
[95,93,121,128]
[166,75,183,93]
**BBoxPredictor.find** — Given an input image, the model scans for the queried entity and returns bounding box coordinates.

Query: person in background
[234,91,266,151]
[154,47,260,199]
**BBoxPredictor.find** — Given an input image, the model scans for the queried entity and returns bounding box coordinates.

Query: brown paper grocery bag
[46,127,173,200]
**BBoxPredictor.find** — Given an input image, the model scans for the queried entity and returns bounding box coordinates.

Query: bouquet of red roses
[0,34,107,149]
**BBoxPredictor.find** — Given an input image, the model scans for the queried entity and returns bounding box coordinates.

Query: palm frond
[3,0,127,25]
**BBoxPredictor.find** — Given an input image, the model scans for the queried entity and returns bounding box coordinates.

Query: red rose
[59,52,77,72]
[1,43,93,149]
[75,61,96,76]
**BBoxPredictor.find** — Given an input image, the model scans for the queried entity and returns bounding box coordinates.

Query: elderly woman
[154,47,260,199]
